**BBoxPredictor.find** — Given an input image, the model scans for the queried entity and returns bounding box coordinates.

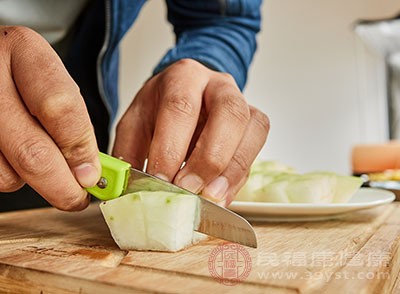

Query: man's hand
[0,26,100,210]
[113,59,269,206]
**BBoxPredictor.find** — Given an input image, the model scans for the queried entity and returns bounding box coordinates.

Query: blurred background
[116,0,400,174]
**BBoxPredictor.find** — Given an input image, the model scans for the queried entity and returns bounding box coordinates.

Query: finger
[186,104,207,160]
[174,75,250,193]
[0,92,88,210]
[215,176,248,208]
[0,32,90,211]
[224,176,249,207]
[112,86,155,170]
[202,106,270,203]
[0,151,24,192]
[7,26,100,188]
[0,90,90,211]
[146,60,208,181]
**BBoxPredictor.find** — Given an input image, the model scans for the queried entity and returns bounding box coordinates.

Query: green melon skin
[100,191,207,252]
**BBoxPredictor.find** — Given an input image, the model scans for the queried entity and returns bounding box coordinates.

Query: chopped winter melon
[251,161,296,174]
[255,179,291,203]
[236,161,295,201]
[333,175,363,203]
[236,173,267,201]
[286,173,336,203]
[100,191,207,252]
[253,173,336,203]
[305,172,363,203]
[236,161,363,204]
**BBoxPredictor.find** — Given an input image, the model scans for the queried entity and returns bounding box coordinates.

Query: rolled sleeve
[153,0,262,90]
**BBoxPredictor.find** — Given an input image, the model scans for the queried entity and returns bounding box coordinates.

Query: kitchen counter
[0,202,399,293]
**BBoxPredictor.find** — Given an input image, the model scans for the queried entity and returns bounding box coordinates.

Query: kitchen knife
[87,152,257,248]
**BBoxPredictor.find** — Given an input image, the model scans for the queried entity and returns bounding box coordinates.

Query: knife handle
[86,152,131,201]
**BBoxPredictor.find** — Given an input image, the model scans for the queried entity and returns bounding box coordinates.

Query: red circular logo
[208,242,252,286]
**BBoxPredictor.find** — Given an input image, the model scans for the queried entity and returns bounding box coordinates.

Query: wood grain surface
[0,202,399,293]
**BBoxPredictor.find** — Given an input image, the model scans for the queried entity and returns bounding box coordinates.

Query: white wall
[117,0,400,174]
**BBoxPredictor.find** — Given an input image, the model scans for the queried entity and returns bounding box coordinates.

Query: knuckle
[59,131,96,163]
[219,72,236,83]
[202,151,226,175]
[220,94,250,123]
[13,140,55,176]
[0,171,24,192]
[161,147,181,164]
[164,93,196,117]
[172,58,199,69]
[250,106,270,133]
[158,72,197,119]
[231,151,250,175]
[31,93,96,164]
[150,147,182,172]
[34,91,81,122]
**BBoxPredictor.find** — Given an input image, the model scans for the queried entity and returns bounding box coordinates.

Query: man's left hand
[113,59,269,206]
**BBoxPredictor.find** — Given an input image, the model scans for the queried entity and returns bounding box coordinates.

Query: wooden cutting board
[1,202,400,293]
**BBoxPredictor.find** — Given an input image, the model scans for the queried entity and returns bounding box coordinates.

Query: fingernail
[179,173,204,193]
[203,176,229,201]
[70,194,91,211]
[155,173,169,182]
[217,198,227,207]
[73,163,100,188]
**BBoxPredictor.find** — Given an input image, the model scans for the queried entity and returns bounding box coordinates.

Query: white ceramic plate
[228,188,395,222]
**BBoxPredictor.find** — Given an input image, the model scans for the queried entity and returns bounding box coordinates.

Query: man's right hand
[0,26,101,211]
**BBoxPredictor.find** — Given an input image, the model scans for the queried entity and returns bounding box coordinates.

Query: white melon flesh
[333,176,363,203]
[234,161,363,204]
[255,179,291,203]
[100,191,206,252]
[286,174,336,203]
[236,160,295,202]
[306,172,363,203]
[251,161,295,174]
[236,173,267,201]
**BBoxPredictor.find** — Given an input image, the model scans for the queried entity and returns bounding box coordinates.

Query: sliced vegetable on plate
[237,161,363,204]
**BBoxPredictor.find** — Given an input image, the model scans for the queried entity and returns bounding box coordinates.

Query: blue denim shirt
[98,0,262,123]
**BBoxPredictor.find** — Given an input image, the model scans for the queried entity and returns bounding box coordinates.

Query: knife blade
[87,152,257,248]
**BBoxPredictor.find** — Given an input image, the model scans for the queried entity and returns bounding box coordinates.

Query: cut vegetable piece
[237,171,295,201]
[333,175,363,203]
[192,231,208,243]
[255,179,291,203]
[307,172,363,203]
[236,173,266,201]
[100,193,147,249]
[251,161,295,175]
[286,174,336,203]
[235,161,363,204]
[100,191,204,252]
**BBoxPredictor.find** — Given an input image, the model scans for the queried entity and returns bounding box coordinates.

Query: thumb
[9,26,101,188]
